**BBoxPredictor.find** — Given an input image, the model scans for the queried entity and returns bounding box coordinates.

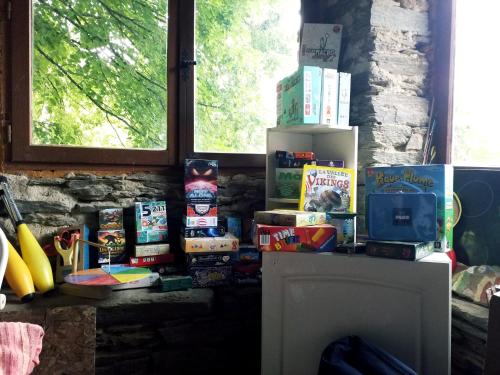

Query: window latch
[180,55,197,82]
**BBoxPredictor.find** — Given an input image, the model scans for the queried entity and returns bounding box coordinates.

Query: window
[11,0,177,165]
[451,0,500,167]
[10,0,301,167]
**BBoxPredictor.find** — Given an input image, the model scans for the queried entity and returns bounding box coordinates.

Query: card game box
[159,275,193,292]
[337,72,351,126]
[254,209,326,227]
[300,23,343,69]
[181,233,239,253]
[300,165,355,213]
[97,229,127,264]
[279,66,322,126]
[183,215,218,228]
[365,165,454,252]
[135,201,168,244]
[189,265,232,288]
[99,208,123,230]
[253,224,336,252]
[320,68,339,125]
[186,252,233,267]
[367,193,438,242]
[366,240,435,261]
[134,243,170,257]
[184,159,218,203]
[182,226,225,238]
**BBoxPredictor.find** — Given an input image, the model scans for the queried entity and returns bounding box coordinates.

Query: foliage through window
[32,0,168,150]
[194,0,300,154]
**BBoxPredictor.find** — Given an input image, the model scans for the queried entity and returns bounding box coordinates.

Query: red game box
[253,224,336,252]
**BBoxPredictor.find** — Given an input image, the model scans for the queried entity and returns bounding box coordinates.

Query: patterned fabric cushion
[452,265,500,306]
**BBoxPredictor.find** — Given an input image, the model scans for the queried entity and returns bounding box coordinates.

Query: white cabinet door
[262,252,450,375]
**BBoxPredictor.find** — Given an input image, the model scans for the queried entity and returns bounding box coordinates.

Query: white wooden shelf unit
[265,125,358,211]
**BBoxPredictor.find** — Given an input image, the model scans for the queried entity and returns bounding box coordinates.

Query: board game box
[97,229,127,264]
[182,226,225,238]
[184,159,218,203]
[325,212,356,244]
[129,253,175,267]
[186,252,233,267]
[367,192,438,242]
[99,208,123,230]
[253,224,336,252]
[181,233,239,253]
[183,215,218,228]
[365,165,453,252]
[135,201,168,244]
[189,265,232,288]
[366,240,435,261]
[299,165,355,213]
[320,68,339,125]
[278,66,322,126]
[299,23,343,69]
[254,209,326,227]
[186,203,217,217]
[134,243,170,257]
[337,72,351,126]
[275,168,303,199]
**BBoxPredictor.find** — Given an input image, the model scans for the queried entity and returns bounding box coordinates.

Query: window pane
[32,0,168,150]
[452,0,500,166]
[195,0,301,154]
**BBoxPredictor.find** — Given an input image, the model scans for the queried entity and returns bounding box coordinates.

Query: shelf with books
[265,126,358,211]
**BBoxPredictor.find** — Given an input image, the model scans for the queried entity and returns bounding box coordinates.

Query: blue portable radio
[367,192,438,242]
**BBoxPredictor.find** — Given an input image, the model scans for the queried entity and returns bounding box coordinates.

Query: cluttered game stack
[276,23,350,128]
[131,200,173,269]
[181,159,239,287]
[364,165,454,263]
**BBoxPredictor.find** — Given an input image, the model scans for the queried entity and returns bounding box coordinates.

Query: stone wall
[0,171,265,252]
[315,0,432,230]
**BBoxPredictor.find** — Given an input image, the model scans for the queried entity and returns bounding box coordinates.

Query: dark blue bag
[318,336,418,375]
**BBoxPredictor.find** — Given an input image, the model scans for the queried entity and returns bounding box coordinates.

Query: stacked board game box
[182,159,239,287]
[97,208,127,264]
[253,210,337,253]
[133,200,173,268]
[276,23,352,127]
[365,164,453,253]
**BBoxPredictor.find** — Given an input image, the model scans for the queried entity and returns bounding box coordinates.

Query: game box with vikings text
[299,165,355,213]
[364,165,453,252]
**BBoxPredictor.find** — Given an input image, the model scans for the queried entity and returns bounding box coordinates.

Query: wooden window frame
[432,0,455,164]
[9,0,179,167]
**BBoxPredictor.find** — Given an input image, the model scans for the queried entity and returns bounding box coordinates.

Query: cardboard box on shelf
[253,224,336,252]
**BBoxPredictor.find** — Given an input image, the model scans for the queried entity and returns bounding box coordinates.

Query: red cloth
[0,322,44,375]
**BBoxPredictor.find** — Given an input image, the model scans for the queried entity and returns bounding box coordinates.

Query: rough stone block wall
[319,0,431,231]
[0,171,265,253]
